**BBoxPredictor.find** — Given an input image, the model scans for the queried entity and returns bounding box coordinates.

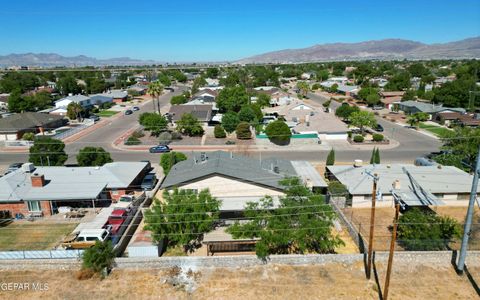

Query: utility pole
[366,172,379,279]
[383,202,400,300]
[457,144,480,274]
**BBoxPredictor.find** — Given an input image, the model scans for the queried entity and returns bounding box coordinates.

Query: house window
[27,201,41,212]
[433,193,444,199]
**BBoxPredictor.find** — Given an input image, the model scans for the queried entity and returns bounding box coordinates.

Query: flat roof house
[327,164,479,208]
[0,162,150,218]
[0,112,65,141]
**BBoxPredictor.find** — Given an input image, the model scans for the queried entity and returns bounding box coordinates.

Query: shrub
[347,131,352,138]
[214,125,227,138]
[327,181,348,196]
[353,135,364,143]
[236,122,252,139]
[81,241,115,277]
[22,132,35,141]
[372,133,384,142]
[171,131,183,140]
[176,113,204,136]
[75,268,96,280]
[265,120,291,145]
[160,152,187,175]
[131,130,144,139]
[222,111,240,133]
[225,140,236,145]
[124,136,141,145]
[91,107,99,113]
[326,148,335,166]
[101,102,114,109]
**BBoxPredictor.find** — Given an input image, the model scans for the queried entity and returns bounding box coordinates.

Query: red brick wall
[107,189,129,202]
[0,201,52,217]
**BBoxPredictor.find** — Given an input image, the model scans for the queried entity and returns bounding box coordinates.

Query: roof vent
[200,152,207,162]
[22,163,35,173]
[273,166,280,174]
[392,180,401,190]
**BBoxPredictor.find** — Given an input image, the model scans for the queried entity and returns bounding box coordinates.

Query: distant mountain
[237,37,480,64]
[0,53,160,67]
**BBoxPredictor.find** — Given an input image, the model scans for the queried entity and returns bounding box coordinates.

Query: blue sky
[1,0,479,61]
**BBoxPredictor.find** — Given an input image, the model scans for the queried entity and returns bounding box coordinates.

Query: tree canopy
[76,147,113,167]
[29,137,68,166]
[227,177,343,258]
[176,113,204,136]
[139,112,168,136]
[144,189,221,252]
[216,86,249,112]
[221,111,240,133]
[349,111,376,134]
[335,104,359,120]
[265,120,292,145]
[160,151,187,175]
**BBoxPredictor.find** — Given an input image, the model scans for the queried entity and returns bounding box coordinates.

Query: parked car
[89,114,100,122]
[149,145,171,153]
[372,105,383,110]
[124,109,133,115]
[374,124,384,132]
[141,173,158,190]
[61,229,110,249]
[132,106,140,111]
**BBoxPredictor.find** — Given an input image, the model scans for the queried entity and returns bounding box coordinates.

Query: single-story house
[161,151,327,213]
[128,84,148,95]
[192,89,218,102]
[0,162,150,217]
[263,101,349,140]
[398,100,466,119]
[0,112,65,141]
[103,90,128,103]
[327,163,479,207]
[89,94,114,106]
[55,94,92,109]
[167,104,214,124]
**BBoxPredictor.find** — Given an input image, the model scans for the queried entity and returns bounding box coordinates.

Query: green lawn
[419,123,452,138]
[97,110,119,117]
[0,222,78,251]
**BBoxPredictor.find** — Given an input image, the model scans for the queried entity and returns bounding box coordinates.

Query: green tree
[157,73,171,87]
[349,111,377,135]
[160,151,187,175]
[407,63,429,77]
[139,112,168,136]
[326,148,335,166]
[81,241,115,275]
[366,93,380,107]
[256,93,271,107]
[397,208,461,251]
[176,113,204,136]
[296,81,309,97]
[214,124,227,138]
[22,132,35,141]
[335,104,359,121]
[236,122,252,139]
[402,89,416,101]
[217,86,249,112]
[435,127,480,169]
[66,102,84,121]
[170,95,188,105]
[375,148,380,164]
[222,111,240,133]
[76,147,113,166]
[227,177,343,259]
[7,90,25,113]
[191,76,207,94]
[238,106,256,123]
[330,83,338,93]
[147,81,164,114]
[0,72,42,93]
[29,137,68,166]
[144,189,221,253]
[370,147,376,164]
[265,120,292,145]
[407,112,429,129]
[57,76,82,95]
[384,72,411,91]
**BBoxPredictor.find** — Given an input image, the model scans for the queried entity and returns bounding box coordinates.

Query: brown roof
[379,91,405,97]
[381,96,402,105]
[168,104,213,122]
[457,115,480,126]
[436,112,463,120]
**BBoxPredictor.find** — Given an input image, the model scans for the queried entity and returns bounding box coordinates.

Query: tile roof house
[161,151,327,212]
[167,104,214,124]
[327,164,479,207]
[0,162,149,217]
[0,112,65,141]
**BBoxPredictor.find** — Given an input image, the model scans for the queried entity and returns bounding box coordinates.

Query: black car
[374,124,384,132]
[141,173,158,190]
[132,106,140,111]
[124,109,133,115]
[149,145,171,153]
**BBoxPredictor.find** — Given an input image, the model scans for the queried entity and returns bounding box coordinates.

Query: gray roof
[103,90,128,99]
[55,94,90,104]
[0,112,64,133]
[0,162,148,202]
[399,101,466,114]
[291,161,327,188]
[168,104,213,122]
[161,151,297,190]
[327,164,478,196]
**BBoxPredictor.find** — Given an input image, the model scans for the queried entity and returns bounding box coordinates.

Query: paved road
[0,89,441,167]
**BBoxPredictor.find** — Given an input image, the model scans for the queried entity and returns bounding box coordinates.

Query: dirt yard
[0,260,478,299]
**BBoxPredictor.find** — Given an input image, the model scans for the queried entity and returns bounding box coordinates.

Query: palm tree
[296,81,310,97]
[147,81,164,114]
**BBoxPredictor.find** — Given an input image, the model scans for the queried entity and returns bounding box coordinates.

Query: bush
[326,149,335,166]
[160,152,187,175]
[214,125,227,138]
[81,241,115,277]
[22,132,35,141]
[353,135,364,143]
[176,113,204,136]
[124,136,141,145]
[347,131,352,138]
[226,140,236,145]
[372,133,384,142]
[91,107,99,113]
[236,122,252,139]
[171,131,183,140]
[397,208,461,251]
[131,130,144,139]
[222,111,240,133]
[101,102,114,109]
[327,181,348,196]
[75,268,96,280]
[265,120,291,145]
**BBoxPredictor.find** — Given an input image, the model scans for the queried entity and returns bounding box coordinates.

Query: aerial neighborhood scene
[1,0,480,299]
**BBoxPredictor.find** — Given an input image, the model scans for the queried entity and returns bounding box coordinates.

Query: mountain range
[236,37,480,64]
[0,53,160,67]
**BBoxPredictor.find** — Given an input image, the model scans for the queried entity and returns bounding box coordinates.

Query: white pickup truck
[61,229,110,249]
